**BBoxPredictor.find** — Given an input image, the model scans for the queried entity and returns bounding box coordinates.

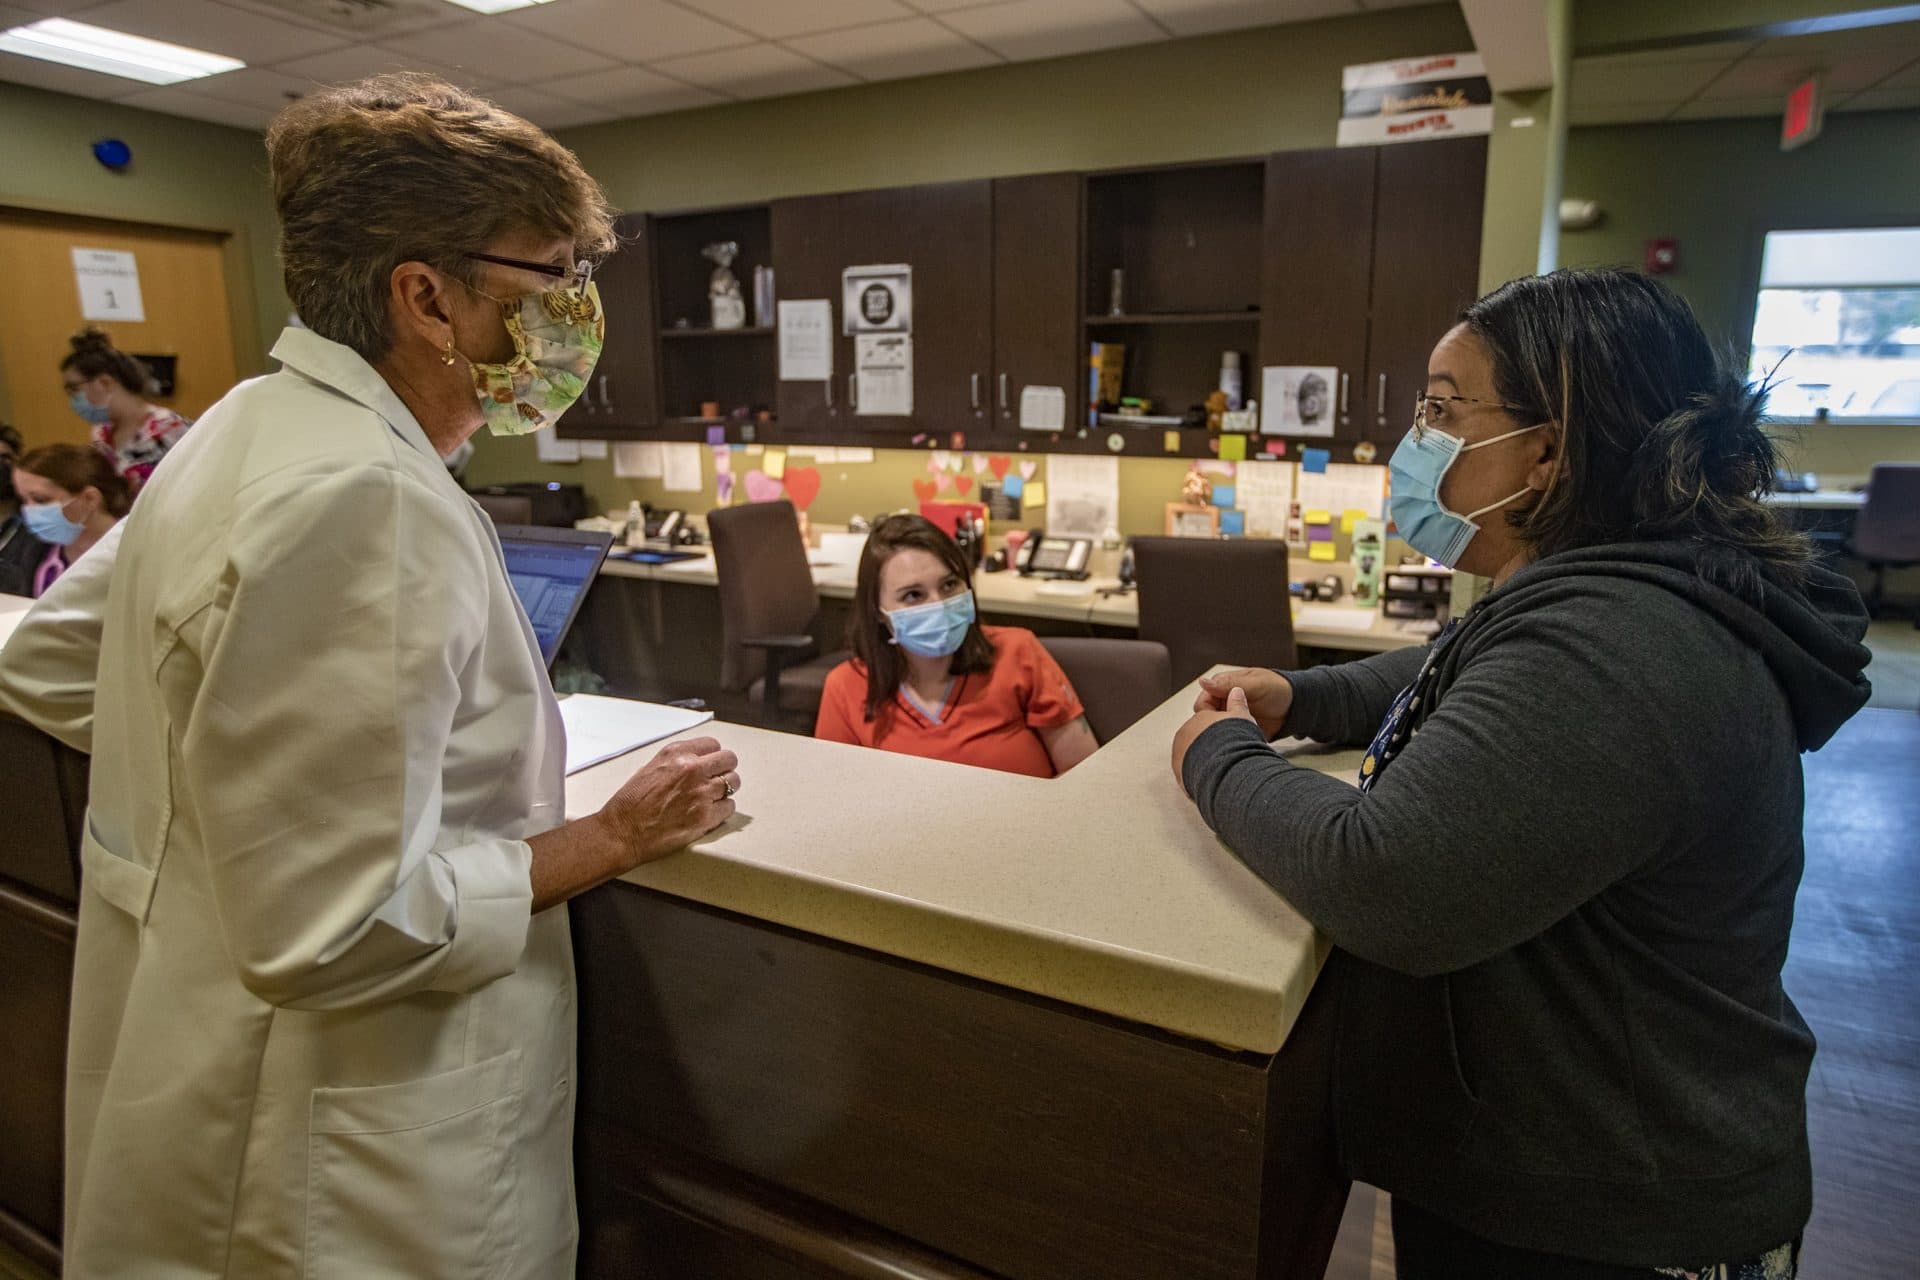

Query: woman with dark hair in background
[60,326,191,488]
[11,443,130,595]
[0,423,46,597]
[816,513,1098,777]
[1172,268,1870,1278]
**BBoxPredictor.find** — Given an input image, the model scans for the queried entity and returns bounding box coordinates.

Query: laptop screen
[496,525,613,666]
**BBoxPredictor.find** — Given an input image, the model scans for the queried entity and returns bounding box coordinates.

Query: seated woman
[816,515,1097,777]
[13,443,131,596]
[60,327,191,489]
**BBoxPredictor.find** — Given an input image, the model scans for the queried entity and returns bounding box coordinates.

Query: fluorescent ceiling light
[445,0,558,13]
[0,17,245,85]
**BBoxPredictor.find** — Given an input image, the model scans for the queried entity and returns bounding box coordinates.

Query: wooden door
[771,193,845,438]
[563,211,659,439]
[1260,148,1377,443]
[0,210,239,450]
[906,180,992,442]
[992,173,1082,438]
[1363,137,1488,441]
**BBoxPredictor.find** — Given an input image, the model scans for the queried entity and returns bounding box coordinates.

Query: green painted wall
[1559,109,1920,478]
[0,81,287,418]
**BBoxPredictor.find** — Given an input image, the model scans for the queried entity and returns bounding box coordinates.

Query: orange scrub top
[814,625,1085,778]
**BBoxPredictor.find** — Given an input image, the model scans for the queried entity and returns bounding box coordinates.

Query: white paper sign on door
[854,333,912,416]
[72,248,146,322]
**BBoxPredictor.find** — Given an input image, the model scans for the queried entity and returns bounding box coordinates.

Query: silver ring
[722,779,735,799]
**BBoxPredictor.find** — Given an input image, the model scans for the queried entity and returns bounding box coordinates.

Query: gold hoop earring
[441,341,457,367]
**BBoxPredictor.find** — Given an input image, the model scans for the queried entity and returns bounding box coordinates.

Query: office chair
[1039,638,1172,745]
[1131,537,1297,687]
[1847,463,1920,622]
[0,713,88,1274]
[472,493,535,527]
[708,500,847,730]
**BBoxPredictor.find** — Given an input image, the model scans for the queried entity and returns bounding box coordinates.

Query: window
[1748,227,1920,421]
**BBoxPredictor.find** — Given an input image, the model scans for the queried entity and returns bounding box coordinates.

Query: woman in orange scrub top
[815,514,1098,777]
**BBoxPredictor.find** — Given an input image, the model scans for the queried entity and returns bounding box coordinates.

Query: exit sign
[1782,76,1824,151]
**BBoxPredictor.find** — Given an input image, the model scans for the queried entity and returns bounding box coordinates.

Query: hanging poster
[842,264,912,334]
[1261,366,1339,436]
[778,299,833,380]
[1337,52,1492,147]
[855,333,912,416]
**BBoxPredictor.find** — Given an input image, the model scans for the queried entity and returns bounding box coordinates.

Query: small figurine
[703,241,745,330]
[1181,466,1210,507]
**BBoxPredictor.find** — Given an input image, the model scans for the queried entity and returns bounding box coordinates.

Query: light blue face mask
[1388,420,1544,567]
[69,390,112,426]
[23,499,86,546]
[884,590,976,658]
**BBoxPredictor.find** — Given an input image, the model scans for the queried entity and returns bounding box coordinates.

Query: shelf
[661,326,775,339]
[1085,312,1260,326]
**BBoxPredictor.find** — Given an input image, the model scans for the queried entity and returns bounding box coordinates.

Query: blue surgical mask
[884,590,976,658]
[69,390,111,426]
[1388,421,1544,567]
[23,499,85,546]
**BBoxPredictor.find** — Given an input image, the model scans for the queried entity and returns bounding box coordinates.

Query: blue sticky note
[1002,474,1025,500]
[706,425,726,445]
[1211,484,1236,508]
[1220,510,1246,536]
[1302,447,1330,474]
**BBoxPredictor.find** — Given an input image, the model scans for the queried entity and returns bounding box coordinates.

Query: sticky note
[1220,510,1246,536]
[1263,439,1287,456]
[1302,447,1330,474]
[1309,541,1336,562]
[1003,474,1025,500]
[1308,524,1333,543]
[1343,508,1369,530]
[1220,434,1247,461]
[1211,484,1236,508]
[1164,430,1181,453]
[1304,509,1331,525]
[1022,482,1046,511]
[706,425,726,445]
[764,449,786,480]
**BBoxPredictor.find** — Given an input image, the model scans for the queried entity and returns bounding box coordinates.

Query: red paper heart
[954,475,973,496]
[987,455,1012,480]
[912,477,939,502]
[784,466,822,511]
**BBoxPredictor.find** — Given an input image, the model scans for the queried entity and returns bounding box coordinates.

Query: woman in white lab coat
[0,74,739,1278]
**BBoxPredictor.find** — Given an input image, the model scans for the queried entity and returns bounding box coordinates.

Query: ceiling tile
[178,65,313,111]
[483,82,619,129]
[1567,100,1674,126]
[1353,0,1434,9]
[271,43,507,93]
[1,0,133,15]
[1752,21,1920,59]
[217,0,449,40]
[1700,50,1918,99]
[900,0,1007,11]
[1879,55,1920,89]
[77,0,349,64]
[1602,39,1757,63]
[676,0,916,40]
[650,42,856,99]
[379,17,619,85]
[532,64,725,115]
[115,82,275,128]
[1570,57,1728,108]
[0,44,153,95]
[1134,0,1355,38]
[1668,96,1785,121]
[1833,85,1920,112]
[941,0,1167,63]
[787,16,999,81]
[500,0,749,62]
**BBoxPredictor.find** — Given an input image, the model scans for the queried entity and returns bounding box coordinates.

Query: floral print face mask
[463,280,605,437]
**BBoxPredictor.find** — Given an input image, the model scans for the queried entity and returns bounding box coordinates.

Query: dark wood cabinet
[560,211,659,440]
[1261,148,1376,443]
[771,193,844,439]
[905,180,993,441]
[993,172,1083,437]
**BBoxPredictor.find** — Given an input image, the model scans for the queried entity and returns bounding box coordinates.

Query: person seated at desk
[0,422,47,598]
[12,443,129,596]
[816,514,1097,777]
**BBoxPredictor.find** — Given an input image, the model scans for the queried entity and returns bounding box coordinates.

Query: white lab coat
[0,328,576,1277]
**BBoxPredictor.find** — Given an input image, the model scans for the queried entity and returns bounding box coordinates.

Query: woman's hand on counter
[1171,687,1260,785]
[1195,668,1293,738]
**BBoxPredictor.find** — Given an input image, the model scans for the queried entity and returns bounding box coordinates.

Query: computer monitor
[496,524,613,667]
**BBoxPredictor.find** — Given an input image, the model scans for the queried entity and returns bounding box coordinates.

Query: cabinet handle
[1338,372,1350,425]
[848,373,858,411]
[971,372,981,413]
[1376,372,1388,425]
[598,375,611,411]
[824,376,834,410]
[998,373,1009,416]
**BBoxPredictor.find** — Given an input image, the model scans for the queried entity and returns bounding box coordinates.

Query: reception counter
[564,680,1365,1278]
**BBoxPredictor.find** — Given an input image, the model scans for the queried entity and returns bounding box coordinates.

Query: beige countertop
[565,677,1371,1056]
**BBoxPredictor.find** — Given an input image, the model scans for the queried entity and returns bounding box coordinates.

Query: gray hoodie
[1183,541,1871,1267]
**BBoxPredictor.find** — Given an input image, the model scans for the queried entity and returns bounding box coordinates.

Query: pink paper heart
[936,472,955,492]
[1018,460,1038,480]
[744,470,785,503]
[971,454,988,474]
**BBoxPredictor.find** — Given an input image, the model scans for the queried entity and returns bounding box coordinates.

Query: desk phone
[1015,531,1093,580]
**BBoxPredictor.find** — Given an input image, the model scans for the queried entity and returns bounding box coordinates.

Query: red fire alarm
[1782,76,1824,151]
[1645,238,1679,275]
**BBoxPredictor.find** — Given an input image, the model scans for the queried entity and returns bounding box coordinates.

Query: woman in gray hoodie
[1174,268,1870,1279]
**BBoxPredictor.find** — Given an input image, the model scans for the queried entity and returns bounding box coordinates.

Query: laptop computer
[496,524,614,668]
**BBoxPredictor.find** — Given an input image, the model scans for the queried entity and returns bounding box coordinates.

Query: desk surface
[602,546,1422,653]
[565,679,1365,1055]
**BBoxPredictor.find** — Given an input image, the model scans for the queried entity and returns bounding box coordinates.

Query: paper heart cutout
[912,477,940,502]
[971,454,988,474]
[744,470,785,503]
[1018,459,1038,480]
[954,475,973,496]
[936,472,955,492]
[784,466,822,512]
[931,450,951,472]
[988,455,1012,480]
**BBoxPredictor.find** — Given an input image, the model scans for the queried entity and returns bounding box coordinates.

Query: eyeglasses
[1412,393,1529,440]
[462,252,594,292]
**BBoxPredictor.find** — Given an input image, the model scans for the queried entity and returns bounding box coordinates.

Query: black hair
[846,514,995,729]
[60,327,156,396]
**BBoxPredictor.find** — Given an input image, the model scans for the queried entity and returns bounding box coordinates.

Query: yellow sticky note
[1220,434,1247,461]
[764,449,786,480]
[1022,482,1046,511]
[1309,541,1336,562]
[1163,430,1181,453]
[1342,508,1368,531]
[1304,509,1332,526]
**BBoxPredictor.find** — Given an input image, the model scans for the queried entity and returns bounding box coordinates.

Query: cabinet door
[1260,148,1375,442]
[833,186,916,431]
[908,180,993,440]
[771,194,845,438]
[992,173,1082,437]
[1363,137,1488,442]
[562,211,659,438]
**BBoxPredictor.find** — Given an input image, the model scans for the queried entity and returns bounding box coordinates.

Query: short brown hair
[845,515,995,730]
[17,444,133,517]
[265,73,616,360]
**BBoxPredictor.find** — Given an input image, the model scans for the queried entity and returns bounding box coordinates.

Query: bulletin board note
[1297,464,1386,523]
